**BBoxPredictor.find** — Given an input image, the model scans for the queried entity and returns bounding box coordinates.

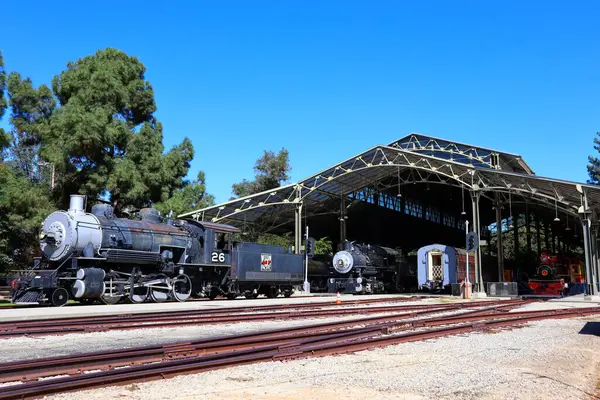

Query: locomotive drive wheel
[128,276,150,304]
[172,274,192,302]
[149,274,170,303]
[51,288,69,307]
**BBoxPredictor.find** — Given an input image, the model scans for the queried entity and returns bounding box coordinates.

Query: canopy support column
[339,195,347,246]
[525,201,532,254]
[294,203,303,255]
[581,218,595,295]
[544,220,550,252]
[471,190,483,292]
[494,193,504,282]
[578,185,597,296]
[535,214,542,256]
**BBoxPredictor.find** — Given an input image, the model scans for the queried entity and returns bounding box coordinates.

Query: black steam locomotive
[324,242,415,294]
[10,195,304,306]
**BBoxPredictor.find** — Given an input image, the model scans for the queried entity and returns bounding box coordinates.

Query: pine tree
[587,132,600,184]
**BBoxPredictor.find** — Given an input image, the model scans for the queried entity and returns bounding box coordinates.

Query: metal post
[595,226,600,295]
[471,190,483,292]
[339,196,346,246]
[495,194,503,282]
[535,213,542,256]
[581,218,595,295]
[590,224,599,294]
[578,185,597,296]
[304,225,310,293]
[465,220,470,299]
[544,220,550,251]
[294,204,301,255]
[525,201,532,254]
[513,212,519,267]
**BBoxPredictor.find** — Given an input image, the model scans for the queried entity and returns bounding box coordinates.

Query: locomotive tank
[40,195,189,264]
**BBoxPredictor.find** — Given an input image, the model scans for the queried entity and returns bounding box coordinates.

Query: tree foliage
[6,72,56,182]
[44,48,194,211]
[0,51,10,157]
[0,48,213,272]
[256,232,294,249]
[0,169,55,271]
[230,148,293,246]
[155,171,215,217]
[232,148,291,198]
[587,131,600,185]
[314,236,333,256]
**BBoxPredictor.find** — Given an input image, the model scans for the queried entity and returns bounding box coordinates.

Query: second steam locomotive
[309,242,416,295]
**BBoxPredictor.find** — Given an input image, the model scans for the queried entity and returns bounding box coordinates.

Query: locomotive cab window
[215,232,231,251]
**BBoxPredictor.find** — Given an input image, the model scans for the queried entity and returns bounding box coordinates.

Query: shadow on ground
[579,322,600,336]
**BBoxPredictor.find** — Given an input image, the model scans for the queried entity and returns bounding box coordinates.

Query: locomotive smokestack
[69,195,86,214]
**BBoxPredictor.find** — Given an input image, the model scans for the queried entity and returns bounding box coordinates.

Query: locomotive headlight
[332,250,354,274]
[39,230,46,240]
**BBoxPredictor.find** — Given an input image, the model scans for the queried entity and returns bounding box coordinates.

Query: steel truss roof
[389,133,535,175]
[179,139,600,227]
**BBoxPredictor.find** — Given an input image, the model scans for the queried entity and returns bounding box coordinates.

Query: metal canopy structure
[179,133,600,296]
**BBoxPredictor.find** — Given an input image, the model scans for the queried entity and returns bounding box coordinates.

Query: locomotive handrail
[76,220,190,237]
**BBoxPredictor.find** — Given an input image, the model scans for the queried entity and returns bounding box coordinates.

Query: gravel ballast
[38,316,600,400]
[1,299,598,400]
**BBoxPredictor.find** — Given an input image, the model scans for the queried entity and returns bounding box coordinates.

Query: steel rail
[0,301,528,383]
[0,299,521,338]
[0,304,507,383]
[1,296,424,319]
[0,296,425,328]
[0,305,597,400]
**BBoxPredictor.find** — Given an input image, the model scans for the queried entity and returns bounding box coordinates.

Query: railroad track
[0,302,597,399]
[0,298,523,338]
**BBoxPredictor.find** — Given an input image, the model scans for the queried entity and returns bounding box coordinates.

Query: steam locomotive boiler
[10,195,304,306]
[328,242,405,294]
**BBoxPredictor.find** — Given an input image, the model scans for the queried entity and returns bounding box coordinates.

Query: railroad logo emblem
[260,253,272,271]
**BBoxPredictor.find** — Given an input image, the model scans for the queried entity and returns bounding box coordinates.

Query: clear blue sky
[1,1,598,204]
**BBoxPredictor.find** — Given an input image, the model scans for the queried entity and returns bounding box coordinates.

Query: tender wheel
[266,287,278,298]
[284,290,292,298]
[128,276,150,304]
[208,289,218,300]
[150,274,170,303]
[172,274,192,302]
[226,293,237,300]
[79,298,97,305]
[51,288,69,307]
[245,292,259,299]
